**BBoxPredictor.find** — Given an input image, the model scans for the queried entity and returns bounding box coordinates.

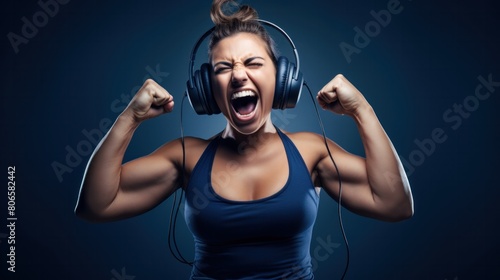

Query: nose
[231,64,248,87]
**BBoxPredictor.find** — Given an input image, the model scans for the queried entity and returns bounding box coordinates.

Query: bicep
[101,143,182,220]
[315,139,379,218]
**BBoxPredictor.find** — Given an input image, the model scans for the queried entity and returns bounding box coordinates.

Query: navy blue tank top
[185,129,319,279]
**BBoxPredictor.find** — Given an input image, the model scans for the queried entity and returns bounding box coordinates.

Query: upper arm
[99,138,185,221]
[313,135,382,219]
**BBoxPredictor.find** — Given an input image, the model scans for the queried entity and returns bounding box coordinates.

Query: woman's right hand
[124,79,175,123]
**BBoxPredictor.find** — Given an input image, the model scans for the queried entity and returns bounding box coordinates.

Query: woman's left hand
[317,74,370,117]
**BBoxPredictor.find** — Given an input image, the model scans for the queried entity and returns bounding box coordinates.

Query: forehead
[211,32,270,62]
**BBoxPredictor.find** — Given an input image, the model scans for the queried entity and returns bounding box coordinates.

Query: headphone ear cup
[273,56,290,110]
[286,62,303,109]
[186,71,205,115]
[187,63,220,115]
[199,63,220,115]
[274,56,303,110]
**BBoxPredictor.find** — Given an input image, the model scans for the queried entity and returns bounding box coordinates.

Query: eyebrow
[213,56,265,68]
[213,61,232,68]
[244,56,265,63]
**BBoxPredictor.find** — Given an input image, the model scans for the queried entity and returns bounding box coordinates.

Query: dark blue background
[1,0,499,279]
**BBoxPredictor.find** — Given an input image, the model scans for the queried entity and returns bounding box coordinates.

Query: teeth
[231,90,256,100]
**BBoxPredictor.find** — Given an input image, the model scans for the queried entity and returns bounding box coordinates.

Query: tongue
[232,96,257,115]
[237,102,256,115]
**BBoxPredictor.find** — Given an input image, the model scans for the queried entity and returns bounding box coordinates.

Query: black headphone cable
[167,93,193,266]
[304,81,350,280]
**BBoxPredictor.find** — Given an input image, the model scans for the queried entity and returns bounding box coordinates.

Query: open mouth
[230,90,258,116]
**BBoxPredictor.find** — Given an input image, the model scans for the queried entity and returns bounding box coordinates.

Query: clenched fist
[124,79,175,123]
[317,74,370,117]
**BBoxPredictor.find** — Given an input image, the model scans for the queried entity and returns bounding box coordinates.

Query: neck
[221,118,277,147]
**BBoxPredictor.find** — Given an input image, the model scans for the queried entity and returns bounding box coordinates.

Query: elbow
[383,202,414,222]
[379,185,414,222]
[388,207,413,222]
[400,194,415,220]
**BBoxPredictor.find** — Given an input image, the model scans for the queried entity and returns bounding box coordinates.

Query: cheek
[260,71,276,106]
[264,82,275,105]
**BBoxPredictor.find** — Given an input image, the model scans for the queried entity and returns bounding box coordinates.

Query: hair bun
[210,0,259,25]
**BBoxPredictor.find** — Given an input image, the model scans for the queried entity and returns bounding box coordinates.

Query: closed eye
[213,62,232,75]
[246,62,263,69]
[214,66,231,74]
[245,56,265,69]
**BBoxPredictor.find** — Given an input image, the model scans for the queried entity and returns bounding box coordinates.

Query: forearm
[75,112,139,218]
[354,105,413,218]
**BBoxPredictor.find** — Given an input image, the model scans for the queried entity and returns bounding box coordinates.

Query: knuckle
[144,78,155,85]
[142,79,157,92]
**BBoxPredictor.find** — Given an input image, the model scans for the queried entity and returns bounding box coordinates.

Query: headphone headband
[187,19,301,85]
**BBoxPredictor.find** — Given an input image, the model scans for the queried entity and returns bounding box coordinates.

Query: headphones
[186,19,304,115]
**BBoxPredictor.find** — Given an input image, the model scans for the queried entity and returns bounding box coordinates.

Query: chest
[185,157,318,244]
[210,138,292,201]
[184,133,320,244]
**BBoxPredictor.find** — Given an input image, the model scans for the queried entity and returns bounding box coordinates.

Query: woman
[75,0,413,279]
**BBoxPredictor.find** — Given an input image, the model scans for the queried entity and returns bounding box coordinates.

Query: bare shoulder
[284,130,325,143]
[284,131,333,153]
[280,130,334,171]
[154,136,211,152]
[153,135,214,172]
